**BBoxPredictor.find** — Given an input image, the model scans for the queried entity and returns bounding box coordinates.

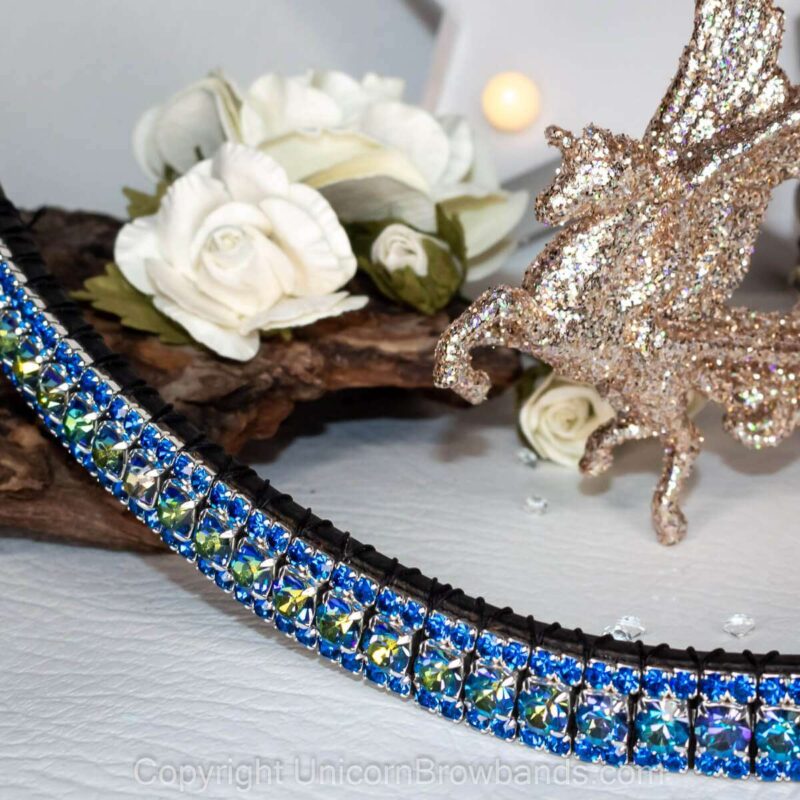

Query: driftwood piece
[0,207,519,550]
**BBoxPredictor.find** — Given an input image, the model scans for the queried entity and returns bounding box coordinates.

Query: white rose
[133,73,242,181]
[115,143,367,361]
[238,70,527,280]
[370,224,434,277]
[519,373,615,468]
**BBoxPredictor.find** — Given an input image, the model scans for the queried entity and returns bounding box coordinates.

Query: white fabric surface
[1,390,799,799]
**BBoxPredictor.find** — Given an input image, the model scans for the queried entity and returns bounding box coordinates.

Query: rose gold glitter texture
[434,0,800,545]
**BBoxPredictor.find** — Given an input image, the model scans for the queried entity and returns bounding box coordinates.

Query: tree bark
[0,207,519,550]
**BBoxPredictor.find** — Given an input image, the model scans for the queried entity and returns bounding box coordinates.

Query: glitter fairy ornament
[434,0,800,545]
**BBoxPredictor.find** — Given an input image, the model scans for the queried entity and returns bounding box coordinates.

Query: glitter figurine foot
[434,0,800,544]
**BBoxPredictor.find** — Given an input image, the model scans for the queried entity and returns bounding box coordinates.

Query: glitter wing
[645,0,790,168]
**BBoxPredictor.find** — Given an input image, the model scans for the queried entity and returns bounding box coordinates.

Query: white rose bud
[519,373,615,468]
[115,143,367,362]
[370,224,431,277]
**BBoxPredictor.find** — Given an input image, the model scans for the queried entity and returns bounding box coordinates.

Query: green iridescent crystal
[229,538,273,595]
[273,569,316,625]
[0,309,21,358]
[156,482,196,537]
[194,510,234,565]
[364,620,411,675]
[91,422,128,480]
[316,595,363,649]
[36,362,70,419]
[63,395,100,450]
[414,643,463,698]
[518,679,571,737]
[13,335,44,389]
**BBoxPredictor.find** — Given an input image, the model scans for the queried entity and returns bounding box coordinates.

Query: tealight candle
[481,71,540,133]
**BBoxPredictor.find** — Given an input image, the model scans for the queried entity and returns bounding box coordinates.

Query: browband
[1,188,796,780]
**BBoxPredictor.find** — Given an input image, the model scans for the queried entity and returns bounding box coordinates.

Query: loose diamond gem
[316,595,363,650]
[156,482,196,538]
[229,538,274,597]
[36,362,70,419]
[635,698,691,754]
[723,613,756,639]
[63,394,100,451]
[524,495,549,515]
[415,643,463,699]
[756,706,800,764]
[122,450,161,509]
[517,447,539,467]
[518,679,571,739]
[604,615,646,642]
[193,510,234,566]
[91,422,129,480]
[464,665,516,720]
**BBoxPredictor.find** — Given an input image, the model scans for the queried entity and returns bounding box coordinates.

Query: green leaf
[72,263,192,346]
[435,205,467,265]
[122,166,178,219]
[348,216,466,315]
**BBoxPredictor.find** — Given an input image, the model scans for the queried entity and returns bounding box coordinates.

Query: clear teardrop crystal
[603,615,646,642]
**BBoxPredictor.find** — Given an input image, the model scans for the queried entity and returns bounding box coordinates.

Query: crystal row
[2,253,799,781]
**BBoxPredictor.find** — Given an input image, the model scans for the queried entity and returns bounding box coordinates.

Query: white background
[2,2,800,798]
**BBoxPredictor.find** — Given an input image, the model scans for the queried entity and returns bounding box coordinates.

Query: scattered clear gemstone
[517,447,539,467]
[524,495,548,515]
[604,615,646,642]
[723,613,756,639]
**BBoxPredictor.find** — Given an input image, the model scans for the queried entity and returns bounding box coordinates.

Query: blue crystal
[172,453,194,481]
[79,369,99,394]
[365,663,388,687]
[155,437,176,466]
[288,538,310,567]
[724,757,749,779]
[664,753,688,773]
[93,381,113,408]
[425,611,449,642]
[695,703,751,759]
[401,600,425,630]
[671,670,697,699]
[730,674,756,704]
[388,676,410,696]
[331,564,355,592]
[756,706,800,763]
[634,748,659,768]
[613,666,639,695]
[190,465,212,496]
[759,677,785,706]
[309,552,332,581]
[520,728,545,749]
[695,752,721,776]
[246,510,268,539]
[450,622,473,651]
[440,701,463,721]
[228,495,250,525]
[700,672,727,701]
[585,661,613,689]
[266,523,290,554]
[788,678,800,705]
[416,689,438,710]
[576,691,628,748]
[559,656,583,686]
[464,665,515,719]
[530,649,557,678]
[341,653,362,674]
[756,758,780,781]
[209,481,232,510]
[353,577,377,607]
[377,589,401,618]
[139,424,159,451]
[635,698,690,754]
[477,633,501,661]
[502,641,527,670]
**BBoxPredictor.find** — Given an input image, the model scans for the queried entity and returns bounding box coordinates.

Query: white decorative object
[370,223,439,277]
[518,372,615,468]
[115,143,366,361]
[481,71,540,133]
[132,69,528,281]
